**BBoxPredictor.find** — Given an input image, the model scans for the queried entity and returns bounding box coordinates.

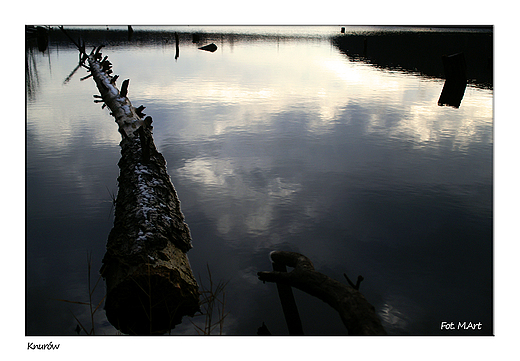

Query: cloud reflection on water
[134,37,493,250]
[124,40,493,153]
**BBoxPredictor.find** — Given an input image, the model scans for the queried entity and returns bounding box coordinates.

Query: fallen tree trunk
[258,251,386,335]
[83,45,199,335]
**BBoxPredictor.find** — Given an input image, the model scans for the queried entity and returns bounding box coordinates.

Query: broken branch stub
[86,49,199,335]
[258,251,386,335]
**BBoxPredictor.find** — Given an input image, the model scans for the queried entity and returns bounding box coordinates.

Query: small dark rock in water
[198,43,218,52]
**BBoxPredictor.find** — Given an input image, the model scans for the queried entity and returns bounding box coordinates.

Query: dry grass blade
[56,251,107,335]
[189,319,207,335]
[55,298,90,306]
[90,274,103,297]
[92,294,107,315]
[70,311,90,335]
[194,264,230,335]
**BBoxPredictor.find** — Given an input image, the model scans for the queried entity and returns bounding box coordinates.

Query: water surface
[26,26,493,335]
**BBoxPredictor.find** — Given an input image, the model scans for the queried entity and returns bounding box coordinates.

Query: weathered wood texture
[85,48,200,335]
[258,251,386,335]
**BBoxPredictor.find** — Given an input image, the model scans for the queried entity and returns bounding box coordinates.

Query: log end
[103,262,200,335]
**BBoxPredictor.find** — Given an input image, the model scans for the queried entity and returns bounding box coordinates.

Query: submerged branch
[258,251,386,335]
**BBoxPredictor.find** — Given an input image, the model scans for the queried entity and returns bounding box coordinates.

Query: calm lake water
[26,26,493,336]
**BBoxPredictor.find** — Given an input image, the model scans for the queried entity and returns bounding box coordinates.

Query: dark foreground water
[26,26,493,336]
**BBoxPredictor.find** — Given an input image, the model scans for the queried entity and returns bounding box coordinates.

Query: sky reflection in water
[26,27,492,336]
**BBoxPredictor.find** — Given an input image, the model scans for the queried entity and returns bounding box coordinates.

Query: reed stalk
[55,251,106,335]
[190,264,229,335]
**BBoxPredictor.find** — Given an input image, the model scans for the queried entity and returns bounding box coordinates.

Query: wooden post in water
[83,44,199,335]
[175,32,180,60]
[438,52,467,108]
[272,261,304,335]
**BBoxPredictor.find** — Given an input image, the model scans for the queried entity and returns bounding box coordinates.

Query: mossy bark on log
[86,50,199,335]
[258,251,386,335]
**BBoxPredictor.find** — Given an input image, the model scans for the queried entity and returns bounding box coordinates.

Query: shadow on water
[33,26,287,50]
[332,29,492,89]
[26,26,51,100]
[26,26,49,52]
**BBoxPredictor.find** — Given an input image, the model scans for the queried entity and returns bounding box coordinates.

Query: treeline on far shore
[28,26,493,89]
[333,30,493,89]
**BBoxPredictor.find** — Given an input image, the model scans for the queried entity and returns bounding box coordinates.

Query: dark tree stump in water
[438,52,467,108]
